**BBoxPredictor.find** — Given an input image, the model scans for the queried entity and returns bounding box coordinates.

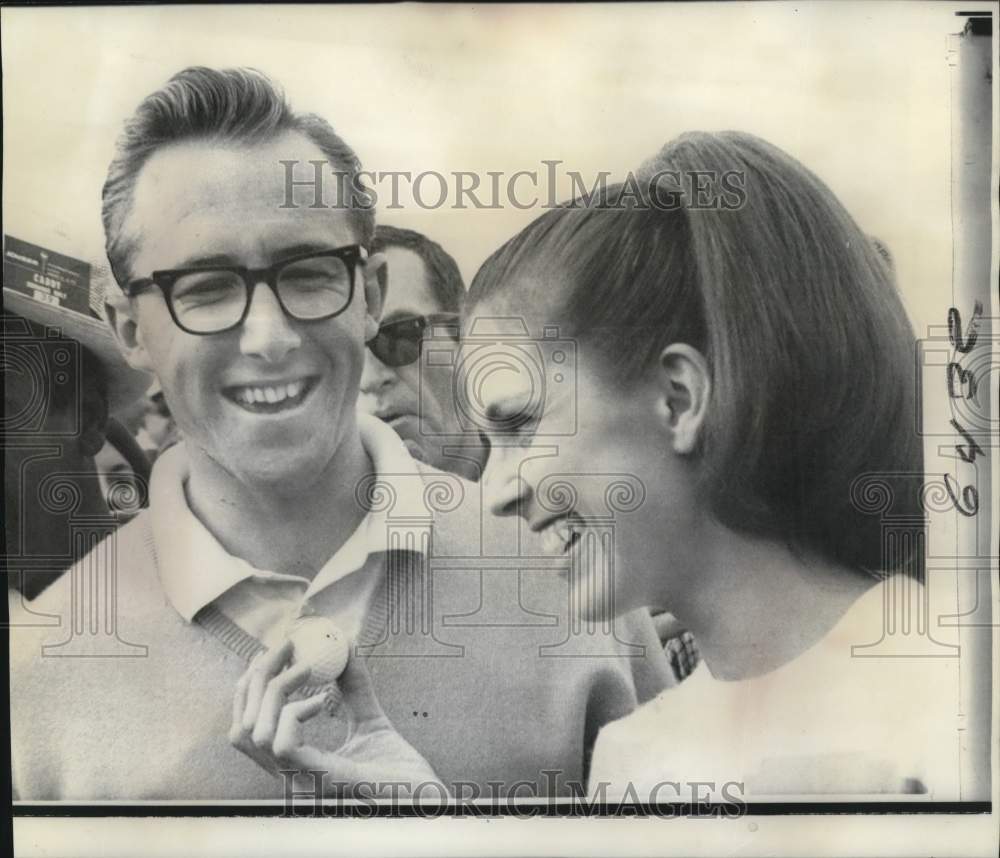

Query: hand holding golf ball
[231,622,441,793]
[286,617,350,685]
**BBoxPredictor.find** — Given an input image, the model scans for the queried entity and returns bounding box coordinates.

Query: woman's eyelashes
[482,398,541,439]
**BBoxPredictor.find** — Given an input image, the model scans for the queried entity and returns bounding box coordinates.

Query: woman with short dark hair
[465,131,956,799]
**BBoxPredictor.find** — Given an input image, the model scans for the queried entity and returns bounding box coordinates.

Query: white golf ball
[287,617,350,684]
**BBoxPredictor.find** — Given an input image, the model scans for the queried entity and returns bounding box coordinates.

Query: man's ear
[362,251,387,343]
[653,343,711,455]
[104,290,156,374]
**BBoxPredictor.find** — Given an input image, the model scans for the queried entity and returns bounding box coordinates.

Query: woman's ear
[104,291,156,374]
[362,251,387,343]
[654,343,711,455]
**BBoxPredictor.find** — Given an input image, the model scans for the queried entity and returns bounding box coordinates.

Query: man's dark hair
[371,225,465,312]
[101,66,375,288]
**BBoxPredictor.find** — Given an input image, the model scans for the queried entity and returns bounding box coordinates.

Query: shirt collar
[150,412,428,622]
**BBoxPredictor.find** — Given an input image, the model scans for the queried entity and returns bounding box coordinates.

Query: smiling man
[9,67,671,800]
[361,225,486,480]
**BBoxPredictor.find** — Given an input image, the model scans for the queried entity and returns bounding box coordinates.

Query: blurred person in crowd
[135,381,181,459]
[94,418,151,523]
[3,283,150,600]
[360,225,485,480]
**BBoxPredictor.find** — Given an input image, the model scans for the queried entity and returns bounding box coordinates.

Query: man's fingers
[251,661,314,749]
[271,693,328,761]
[230,669,252,744]
[230,652,266,744]
[241,670,270,731]
[294,692,329,723]
[259,639,294,671]
[241,641,294,730]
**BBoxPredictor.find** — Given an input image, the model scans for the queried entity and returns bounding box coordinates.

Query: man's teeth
[234,381,305,406]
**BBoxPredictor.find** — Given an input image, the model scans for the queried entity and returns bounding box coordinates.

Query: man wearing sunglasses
[361,225,486,481]
[10,67,670,800]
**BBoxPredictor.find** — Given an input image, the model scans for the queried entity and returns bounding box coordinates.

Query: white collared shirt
[149,413,428,647]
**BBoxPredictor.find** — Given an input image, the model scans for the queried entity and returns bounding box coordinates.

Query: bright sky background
[0,1,983,335]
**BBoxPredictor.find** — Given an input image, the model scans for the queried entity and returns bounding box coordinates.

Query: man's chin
[215,440,338,490]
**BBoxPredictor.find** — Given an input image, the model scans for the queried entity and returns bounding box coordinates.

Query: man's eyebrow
[173,253,239,269]
[172,244,346,269]
[271,242,342,262]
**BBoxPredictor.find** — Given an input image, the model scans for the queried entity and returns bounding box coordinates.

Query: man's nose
[238,282,302,363]
[483,452,532,518]
[360,350,396,396]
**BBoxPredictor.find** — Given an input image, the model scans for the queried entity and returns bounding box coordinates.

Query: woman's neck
[183,430,372,580]
[671,521,875,682]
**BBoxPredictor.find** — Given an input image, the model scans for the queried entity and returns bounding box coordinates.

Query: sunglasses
[367,313,460,367]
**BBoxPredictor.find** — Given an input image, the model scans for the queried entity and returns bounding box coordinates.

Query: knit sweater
[10,473,671,800]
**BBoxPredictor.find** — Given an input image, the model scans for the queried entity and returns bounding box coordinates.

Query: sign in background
[3,235,94,319]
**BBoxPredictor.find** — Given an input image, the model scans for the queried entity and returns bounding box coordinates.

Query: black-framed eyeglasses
[123,246,365,335]
[367,313,460,367]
